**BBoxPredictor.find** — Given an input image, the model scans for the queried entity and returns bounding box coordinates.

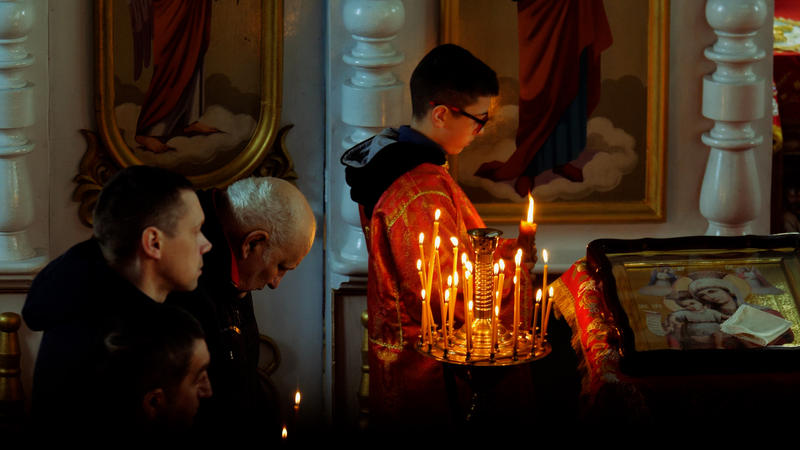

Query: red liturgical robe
[362,163,533,426]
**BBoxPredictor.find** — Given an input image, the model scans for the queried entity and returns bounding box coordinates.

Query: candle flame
[527,194,534,222]
[454,273,459,286]
[543,249,549,264]
[493,263,499,275]
[450,237,458,247]
[468,300,473,312]
[421,289,426,300]
[447,275,452,287]
[549,286,554,297]
[499,259,505,271]
[466,261,473,273]
[282,426,288,439]
[536,289,542,302]
[435,236,441,249]
[515,248,523,266]
[416,259,422,271]
[513,275,517,284]
[495,305,499,316]
[461,252,468,265]
[419,232,425,244]
[445,289,450,301]
[294,390,301,406]
[435,209,441,221]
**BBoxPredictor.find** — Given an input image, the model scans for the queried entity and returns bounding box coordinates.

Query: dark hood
[341,126,446,219]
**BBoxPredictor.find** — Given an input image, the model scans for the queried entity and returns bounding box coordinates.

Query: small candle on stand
[532,289,542,355]
[543,285,555,342]
[513,249,522,355]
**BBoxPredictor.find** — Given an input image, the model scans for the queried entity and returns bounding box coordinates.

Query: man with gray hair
[167,176,315,441]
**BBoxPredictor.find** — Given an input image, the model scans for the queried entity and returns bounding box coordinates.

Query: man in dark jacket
[167,176,316,441]
[22,165,212,436]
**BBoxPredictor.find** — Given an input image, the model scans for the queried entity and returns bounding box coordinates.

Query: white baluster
[0,0,43,273]
[330,0,405,277]
[700,0,767,235]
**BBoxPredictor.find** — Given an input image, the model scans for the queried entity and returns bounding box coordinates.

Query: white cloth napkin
[720,304,793,346]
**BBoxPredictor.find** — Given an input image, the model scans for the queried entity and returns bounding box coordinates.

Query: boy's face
[437,96,492,155]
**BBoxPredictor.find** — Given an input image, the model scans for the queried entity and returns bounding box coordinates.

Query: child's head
[409,44,499,154]
[677,298,704,312]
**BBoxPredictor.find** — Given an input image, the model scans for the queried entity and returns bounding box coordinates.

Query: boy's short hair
[93,165,193,264]
[410,44,499,120]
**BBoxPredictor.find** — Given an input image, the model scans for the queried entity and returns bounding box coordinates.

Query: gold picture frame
[586,234,800,374]
[74,0,292,226]
[440,0,669,224]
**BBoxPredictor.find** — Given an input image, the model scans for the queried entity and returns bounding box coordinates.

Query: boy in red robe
[342,44,537,431]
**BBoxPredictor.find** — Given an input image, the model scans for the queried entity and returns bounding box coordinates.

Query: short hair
[101,305,205,410]
[410,44,499,120]
[93,165,193,264]
[225,177,315,249]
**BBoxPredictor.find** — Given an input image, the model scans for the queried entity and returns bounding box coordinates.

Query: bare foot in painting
[183,121,220,136]
[553,163,584,182]
[135,135,174,153]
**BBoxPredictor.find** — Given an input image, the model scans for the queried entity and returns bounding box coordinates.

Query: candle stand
[416,228,552,424]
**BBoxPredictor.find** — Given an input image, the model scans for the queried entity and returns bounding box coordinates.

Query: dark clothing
[342,126,447,219]
[166,189,279,441]
[22,238,163,437]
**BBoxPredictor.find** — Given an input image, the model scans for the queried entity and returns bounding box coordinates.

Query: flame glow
[549,286,554,297]
[468,300,473,312]
[515,248,523,266]
[493,263,499,275]
[499,259,505,271]
[435,209,441,221]
[419,232,425,244]
[543,249,549,264]
[527,194,534,223]
[435,236,441,249]
[421,289,426,300]
[536,289,542,302]
[461,252,468,265]
[447,275,452,287]
[282,426,288,439]
[445,289,450,302]
[294,390,301,406]
[450,237,458,247]
[416,259,422,271]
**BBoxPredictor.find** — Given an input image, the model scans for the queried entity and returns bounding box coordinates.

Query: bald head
[223,177,316,291]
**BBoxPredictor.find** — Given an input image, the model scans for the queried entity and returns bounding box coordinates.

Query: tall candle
[418,233,427,288]
[431,209,441,252]
[416,259,425,291]
[434,238,444,326]
[492,263,499,309]
[449,272,457,335]
[492,304,499,354]
[532,289,542,353]
[443,289,450,347]
[450,237,459,294]
[541,249,549,299]
[497,259,505,314]
[513,249,522,353]
[543,286,555,342]
[467,300,473,355]
[421,289,428,344]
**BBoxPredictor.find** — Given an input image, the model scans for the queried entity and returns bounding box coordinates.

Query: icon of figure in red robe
[474,0,613,197]
[129,0,221,153]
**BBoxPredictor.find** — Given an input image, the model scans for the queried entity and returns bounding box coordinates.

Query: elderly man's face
[237,229,314,292]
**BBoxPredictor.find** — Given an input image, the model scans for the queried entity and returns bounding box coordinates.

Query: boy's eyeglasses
[430,102,488,132]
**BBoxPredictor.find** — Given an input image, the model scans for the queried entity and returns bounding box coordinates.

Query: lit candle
[282,425,288,440]
[450,237,459,292]
[518,193,537,250]
[543,285,555,342]
[421,289,429,344]
[418,233,427,288]
[294,390,301,411]
[513,249,522,353]
[434,237,444,331]
[492,303,499,354]
[416,259,425,291]
[446,275,453,336]
[443,288,451,347]
[492,263,499,307]
[449,272,458,335]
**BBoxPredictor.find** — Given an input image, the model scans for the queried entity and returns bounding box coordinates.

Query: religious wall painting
[440,0,668,223]
[587,235,800,375]
[75,0,292,226]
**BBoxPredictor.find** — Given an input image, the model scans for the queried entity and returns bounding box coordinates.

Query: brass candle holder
[416,228,551,366]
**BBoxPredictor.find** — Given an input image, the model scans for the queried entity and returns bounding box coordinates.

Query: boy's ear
[431,104,449,128]
[142,388,166,420]
[141,227,162,260]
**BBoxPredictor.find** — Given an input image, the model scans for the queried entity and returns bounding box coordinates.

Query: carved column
[330,0,405,279]
[0,0,44,278]
[699,0,767,235]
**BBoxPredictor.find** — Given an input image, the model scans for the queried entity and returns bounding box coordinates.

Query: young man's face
[159,190,213,292]
[438,95,492,155]
[163,338,212,428]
